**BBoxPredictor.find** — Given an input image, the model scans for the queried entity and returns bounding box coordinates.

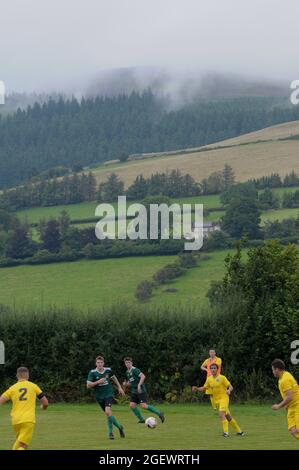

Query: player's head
[209,349,216,359]
[124,357,133,369]
[271,359,285,377]
[96,356,105,369]
[210,363,219,376]
[16,367,29,380]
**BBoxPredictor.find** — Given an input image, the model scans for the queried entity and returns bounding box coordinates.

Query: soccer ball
[145,417,157,428]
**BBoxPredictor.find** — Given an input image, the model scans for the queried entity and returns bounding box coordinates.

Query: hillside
[204,120,299,147]
[89,120,299,187]
[1,94,298,187]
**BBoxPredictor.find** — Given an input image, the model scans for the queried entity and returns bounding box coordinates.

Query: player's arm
[272,389,293,410]
[0,389,11,405]
[111,375,125,396]
[86,380,102,388]
[39,394,49,410]
[137,372,145,394]
[86,372,104,388]
[226,384,233,395]
[192,382,208,393]
[200,361,208,373]
[35,386,48,410]
[0,395,8,405]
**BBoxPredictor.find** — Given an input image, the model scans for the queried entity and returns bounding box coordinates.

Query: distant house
[185,221,221,240]
[201,222,221,238]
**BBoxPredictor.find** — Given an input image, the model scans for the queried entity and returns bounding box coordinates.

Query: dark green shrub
[135,281,154,301]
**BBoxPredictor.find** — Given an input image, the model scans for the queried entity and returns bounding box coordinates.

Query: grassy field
[17,187,299,225]
[0,403,297,450]
[25,204,295,233]
[261,208,299,223]
[272,186,299,197]
[17,201,100,224]
[150,250,230,309]
[0,256,175,310]
[85,121,299,187]
[90,140,299,188]
[16,194,224,224]
[0,250,231,310]
[204,120,299,148]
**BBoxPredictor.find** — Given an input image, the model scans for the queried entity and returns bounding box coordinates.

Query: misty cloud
[0,0,298,94]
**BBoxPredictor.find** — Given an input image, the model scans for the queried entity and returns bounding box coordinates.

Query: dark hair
[124,357,133,362]
[17,367,29,376]
[96,356,104,362]
[271,359,285,371]
[210,363,219,369]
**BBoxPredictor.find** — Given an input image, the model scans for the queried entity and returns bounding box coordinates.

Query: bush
[135,281,154,301]
[0,257,21,268]
[153,263,185,284]
[282,191,299,208]
[178,252,198,268]
[204,231,232,251]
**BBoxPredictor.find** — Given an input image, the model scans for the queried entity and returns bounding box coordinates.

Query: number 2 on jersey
[19,388,28,401]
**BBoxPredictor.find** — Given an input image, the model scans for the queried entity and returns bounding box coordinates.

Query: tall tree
[97,173,125,202]
[5,225,37,259]
[222,164,235,189]
[222,196,261,239]
[41,219,61,252]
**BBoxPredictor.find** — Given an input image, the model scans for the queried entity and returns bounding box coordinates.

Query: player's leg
[104,403,114,439]
[206,389,216,411]
[12,441,20,450]
[289,426,299,440]
[13,423,34,450]
[219,399,230,436]
[130,394,145,423]
[139,394,165,423]
[210,395,217,411]
[98,400,114,439]
[226,411,244,436]
[219,410,229,436]
[105,398,125,438]
[12,424,21,450]
[295,406,299,440]
[288,407,299,441]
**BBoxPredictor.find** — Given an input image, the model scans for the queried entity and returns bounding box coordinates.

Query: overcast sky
[1,0,298,93]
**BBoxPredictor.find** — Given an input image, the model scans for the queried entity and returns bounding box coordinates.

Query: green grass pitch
[0,403,297,450]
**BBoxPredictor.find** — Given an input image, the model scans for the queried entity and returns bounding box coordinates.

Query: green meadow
[0,403,297,450]
[0,251,232,311]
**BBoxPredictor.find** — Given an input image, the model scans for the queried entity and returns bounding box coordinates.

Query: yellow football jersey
[278,371,299,408]
[204,374,231,401]
[2,380,43,425]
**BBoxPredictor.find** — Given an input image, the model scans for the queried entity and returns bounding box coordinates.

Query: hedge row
[0,240,186,268]
[0,300,289,403]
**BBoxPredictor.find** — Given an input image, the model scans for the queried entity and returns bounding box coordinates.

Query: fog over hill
[1,68,291,114]
[86,68,289,105]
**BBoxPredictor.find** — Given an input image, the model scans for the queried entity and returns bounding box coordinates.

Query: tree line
[1,166,233,210]
[249,171,299,189]
[1,91,299,187]
[3,165,299,211]
[0,209,186,266]
[1,172,97,210]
